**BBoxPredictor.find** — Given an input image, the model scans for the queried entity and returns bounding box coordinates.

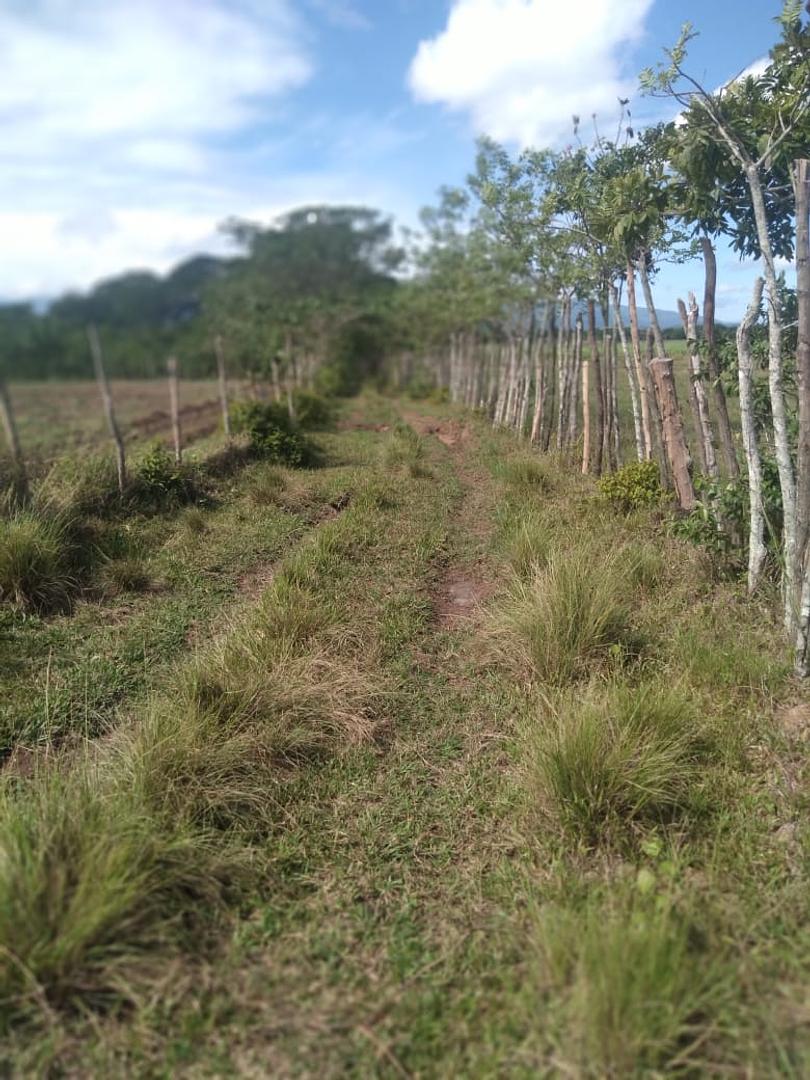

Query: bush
[0,511,76,613]
[229,400,313,467]
[599,460,664,512]
[526,682,708,843]
[292,390,336,431]
[497,547,642,685]
[133,442,195,508]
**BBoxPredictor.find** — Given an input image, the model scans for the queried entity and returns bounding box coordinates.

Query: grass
[0,510,76,613]
[523,680,710,845]
[495,545,642,685]
[0,394,806,1075]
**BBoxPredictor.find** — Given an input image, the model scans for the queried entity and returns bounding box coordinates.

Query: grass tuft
[495,547,642,685]
[524,681,709,844]
[0,510,76,613]
[530,889,727,1075]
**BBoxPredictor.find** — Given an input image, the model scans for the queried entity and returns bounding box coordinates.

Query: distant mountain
[570,299,684,332]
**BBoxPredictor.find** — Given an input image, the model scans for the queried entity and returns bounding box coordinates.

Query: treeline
[0,207,399,387]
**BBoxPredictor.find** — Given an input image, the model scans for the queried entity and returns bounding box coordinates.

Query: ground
[1,391,808,1076]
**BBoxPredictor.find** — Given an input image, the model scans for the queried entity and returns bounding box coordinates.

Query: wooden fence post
[648,355,697,511]
[167,356,182,464]
[0,377,29,503]
[214,335,231,438]
[87,324,126,493]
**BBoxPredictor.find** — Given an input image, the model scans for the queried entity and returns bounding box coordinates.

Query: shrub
[40,454,121,516]
[134,442,195,508]
[291,390,336,431]
[0,511,76,613]
[525,681,708,843]
[229,400,312,467]
[497,547,641,685]
[599,460,664,512]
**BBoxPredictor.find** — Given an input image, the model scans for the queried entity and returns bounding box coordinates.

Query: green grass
[0,395,805,1076]
[0,510,77,614]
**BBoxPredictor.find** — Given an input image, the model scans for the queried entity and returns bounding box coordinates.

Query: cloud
[408,0,654,147]
[0,0,316,298]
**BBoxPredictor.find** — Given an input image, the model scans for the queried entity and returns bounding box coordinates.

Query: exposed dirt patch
[407,416,471,448]
[435,565,495,627]
[131,398,223,446]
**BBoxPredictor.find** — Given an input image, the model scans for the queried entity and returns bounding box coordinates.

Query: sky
[0,0,791,318]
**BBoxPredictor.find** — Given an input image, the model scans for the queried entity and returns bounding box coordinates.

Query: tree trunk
[588,300,604,476]
[646,328,670,490]
[167,356,182,464]
[0,378,29,503]
[792,159,810,674]
[677,297,715,477]
[626,262,652,458]
[738,278,767,594]
[566,316,583,448]
[648,355,696,511]
[87,324,127,493]
[745,162,797,630]
[214,335,231,437]
[610,280,644,461]
[581,318,591,475]
[700,235,739,479]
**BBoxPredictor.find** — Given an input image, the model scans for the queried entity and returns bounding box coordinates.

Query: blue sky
[0,0,790,317]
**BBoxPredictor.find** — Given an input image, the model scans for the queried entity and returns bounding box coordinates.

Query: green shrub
[0,511,76,613]
[599,460,664,512]
[134,442,195,508]
[526,681,708,843]
[292,390,336,431]
[229,401,312,467]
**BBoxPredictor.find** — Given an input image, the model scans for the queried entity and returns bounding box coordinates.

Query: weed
[384,423,427,477]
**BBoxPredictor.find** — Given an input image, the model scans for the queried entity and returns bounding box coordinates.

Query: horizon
[2,0,792,320]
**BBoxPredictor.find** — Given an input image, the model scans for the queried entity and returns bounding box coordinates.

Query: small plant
[496,547,642,685]
[0,510,76,613]
[229,401,312,467]
[135,442,194,507]
[246,467,287,507]
[599,460,664,512]
[100,555,151,596]
[530,890,726,1075]
[502,510,555,578]
[496,454,551,491]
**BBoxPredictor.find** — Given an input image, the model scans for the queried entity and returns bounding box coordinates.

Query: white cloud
[408,0,654,147]
[0,0,315,298]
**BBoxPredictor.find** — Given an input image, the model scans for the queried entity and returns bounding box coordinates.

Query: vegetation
[0,4,808,1074]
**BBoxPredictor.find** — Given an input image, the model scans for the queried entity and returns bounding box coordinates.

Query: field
[1,386,808,1076]
[5,379,250,460]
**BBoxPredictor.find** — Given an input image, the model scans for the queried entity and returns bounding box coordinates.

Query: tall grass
[0,763,246,1024]
[496,546,642,685]
[0,510,76,613]
[530,889,728,1075]
[384,423,427,477]
[523,681,710,844]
